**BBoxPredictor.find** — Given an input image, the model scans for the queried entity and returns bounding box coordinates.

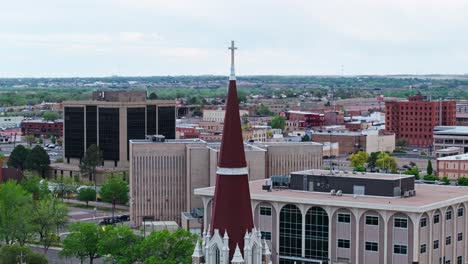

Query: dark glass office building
[64,96,176,167]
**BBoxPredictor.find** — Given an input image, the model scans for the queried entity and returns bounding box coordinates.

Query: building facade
[195,170,468,264]
[129,139,322,226]
[63,91,176,168]
[437,153,468,180]
[311,131,395,155]
[385,94,456,147]
[203,109,249,122]
[21,119,63,138]
[434,126,468,153]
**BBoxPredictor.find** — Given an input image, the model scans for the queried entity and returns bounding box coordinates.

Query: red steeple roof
[210,41,254,259]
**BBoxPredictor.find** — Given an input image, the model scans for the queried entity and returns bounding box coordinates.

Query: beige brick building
[129,139,322,226]
[437,153,468,180]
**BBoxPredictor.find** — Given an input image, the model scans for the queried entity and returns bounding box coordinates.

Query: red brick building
[385,94,456,147]
[21,120,63,138]
[284,110,324,128]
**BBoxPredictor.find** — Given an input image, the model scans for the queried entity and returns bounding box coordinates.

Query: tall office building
[63,91,176,168]
[385,93,456,147]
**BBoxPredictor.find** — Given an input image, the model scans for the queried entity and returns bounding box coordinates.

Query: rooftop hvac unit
[330,189,336,196]
[403,191,410,197]
[409,190,416,196]
[336,190,343,196]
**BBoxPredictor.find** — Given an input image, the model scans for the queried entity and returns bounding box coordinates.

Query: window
[458,233,463,241]
[365,242,378,252]
[446,236,451,245]
[366,216,379,226]
[420,244,426,254]
[420,217,427,228]
[434,240,439,249]
[446,261,451,264]
[446,210,452,220]
[393,244,407,255]
[458,208,464,217]
[434,214,440,224]
[394,218,408,228]
[305,207,329,261]
[261,231,271,240]
[338,239,350,249]
[338,213,351,223]
[279,204,302,258]
[260,206,272,216]
[458,256,463,264]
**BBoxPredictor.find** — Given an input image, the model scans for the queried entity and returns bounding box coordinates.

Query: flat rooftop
[434,126,468,135]
[194,180,468,213]
[437,153,468,161]
[130,138,206,144]
[294,169,413,180]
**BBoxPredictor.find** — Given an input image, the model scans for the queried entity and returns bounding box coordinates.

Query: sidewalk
[63,199,129,211]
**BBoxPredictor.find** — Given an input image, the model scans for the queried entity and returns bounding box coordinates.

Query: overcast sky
[2,0,468,77]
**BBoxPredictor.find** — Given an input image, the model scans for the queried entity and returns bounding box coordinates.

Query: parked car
[99,217,122,225]
[119,214,130,222]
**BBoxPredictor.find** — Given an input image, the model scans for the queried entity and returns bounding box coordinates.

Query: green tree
[31,197,68,253]
[100,176,129,219]
[395,139,408,148]
[404,166,420,179]
[25,145,50,178]
[271,115,286,130]
[0,181,33,245]
[24,134,36,147]
[8,145,30,171]
[256,104,273,116]
[301,134,310,142]
[137,229,198,264]
[61,222,102,264]
[80,144,103,182]
[77,188,96,207]
[20,175,49,200]
[98,225,141,264]
[441,176,450,185]
[457,177,468,186]
[350,151,369,169]
[42,111,59,121]
[367,152,380,171]
[0,244,48,264]
[148,92,158,100]
[427,160,433,176]
[376,152,398,173]
[51,136,56,144]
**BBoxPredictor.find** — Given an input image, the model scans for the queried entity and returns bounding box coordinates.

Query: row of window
[266,207,464,227]
[337,240,404,255]
[421,208,464,227]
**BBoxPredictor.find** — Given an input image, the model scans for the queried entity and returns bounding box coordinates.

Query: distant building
[284,110,324,130]
[0,116,23,129]
[21,119,63,138]
[385,94,456,147]
[62,91,176,169]
[311,130,395,155]
[437,153,468,180]
[202,109,249,122]
[434,126,468,153]
[195,169,468,264]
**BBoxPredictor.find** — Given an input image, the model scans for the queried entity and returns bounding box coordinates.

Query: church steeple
[210,40,254,259]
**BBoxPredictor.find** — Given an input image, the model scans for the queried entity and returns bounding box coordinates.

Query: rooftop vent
[330,189,336,196]
[336,190,343,196]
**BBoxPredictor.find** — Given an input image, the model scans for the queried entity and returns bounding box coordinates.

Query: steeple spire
[210,41,254,260]
[229,40,237,80]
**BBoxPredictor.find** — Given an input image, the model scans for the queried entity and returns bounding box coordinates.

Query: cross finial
[228,40,237,80]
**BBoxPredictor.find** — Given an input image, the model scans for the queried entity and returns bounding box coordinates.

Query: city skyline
[2,0,468,77]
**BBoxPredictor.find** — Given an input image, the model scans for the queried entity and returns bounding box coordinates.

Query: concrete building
[203,108,249,122]
[434,126,468,153]
[284,111,325,130]
[385,94,456,147]
[129,138,323,226]
[311,130,395,155]
[436,147,463,158]
[437,153,468,180]
[63,91,176,169]
[0,116,23,129]
[195,169,468,264]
